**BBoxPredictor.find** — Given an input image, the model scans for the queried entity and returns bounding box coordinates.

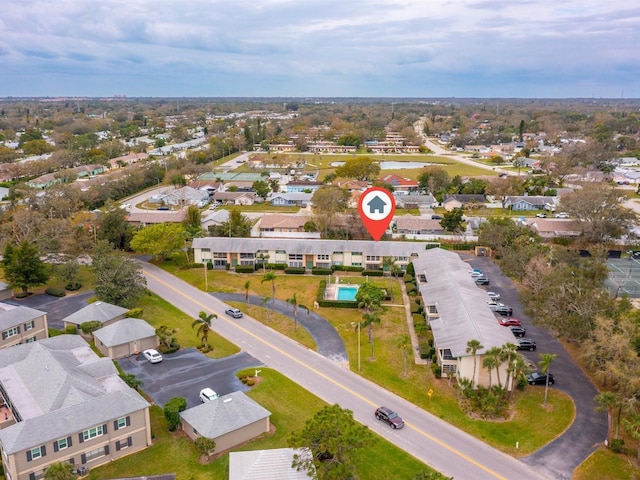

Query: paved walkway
[212,293,349,366]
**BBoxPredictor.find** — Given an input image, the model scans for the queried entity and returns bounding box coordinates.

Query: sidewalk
[399,281,428,366]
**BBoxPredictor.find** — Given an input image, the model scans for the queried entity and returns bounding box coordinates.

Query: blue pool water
[337,286,359,301]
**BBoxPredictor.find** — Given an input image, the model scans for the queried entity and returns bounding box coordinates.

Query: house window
[55,437,71,451]
[115,416,130,430]
[115,437,132,451]
[212,252,226,259]
[28,446,44,461]
[317,254,330,260]
[351,252,362,256]
[240,253,254,259]
[2,327,20,340]
[83,446,108,463]
[82,425,105,441]
[366,256,380,262]
[24,321,35,331]
[26,336,36,343]
[288,254,303,268]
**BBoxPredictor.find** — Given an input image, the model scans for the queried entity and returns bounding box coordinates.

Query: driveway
[2,291,94,330]
[118,348,263,408]
[213,293,348,365]
[461,253,608,479]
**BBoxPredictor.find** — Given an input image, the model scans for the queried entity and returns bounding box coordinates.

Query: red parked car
[497,317,522,327]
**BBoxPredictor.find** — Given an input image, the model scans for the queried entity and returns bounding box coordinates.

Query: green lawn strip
[89,369,435,480]
[158,265,574,454]
[573,448,640,480]
[136,291,240,358]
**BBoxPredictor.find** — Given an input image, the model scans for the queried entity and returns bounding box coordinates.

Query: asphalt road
[141,261,546,480]
[462,254,608,479]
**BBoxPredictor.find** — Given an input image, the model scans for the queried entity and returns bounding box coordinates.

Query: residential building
[107,153,148,169]
[229,448,314,480]
[284,181,323,193]
[504,196,554,211]
[442,194,486,211]
[212,192,256,206]
[126,210,188,227]
[0,304,48,348]
[394,194,437,209]
[307,142,356,154]
[268,192,313,207]
[62,302,128,331]
[394,216,444,235]
[0,336,151,480]
[179,391,270,454]
[377,174,419,195]
[192,237,428,270]
[257,215,311,234]
[93,318,158,360]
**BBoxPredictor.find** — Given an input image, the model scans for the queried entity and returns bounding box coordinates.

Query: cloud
[1,0,639,97]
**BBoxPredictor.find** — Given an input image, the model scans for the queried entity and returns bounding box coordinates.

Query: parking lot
[118,348,263,408]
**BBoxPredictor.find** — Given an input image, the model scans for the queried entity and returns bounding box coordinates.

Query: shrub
[45,287,66,297]
[610,438,626,454]
[65,325,77,335]
[48,328,65,338]
[332,265,364,272]
[158,344,180,354]
[412,313,425,325]
[65,283,82,291]
[406,283,417,295]
[284,267,305,274]
[164,397,188,431]
[431,363,442,378]
[126,307,143,318]
[410,302,422,314]
[235,265,254,273]
[406,262,415,276]
[362,269,383,277]
[80,321,102,335]
[265,263,287,270]
[311,268,333,275]
[403,274,414,283]
[318,299,359,308]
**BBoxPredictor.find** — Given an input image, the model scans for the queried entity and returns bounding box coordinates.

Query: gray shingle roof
[0,303,45,330]
[0,336,149,454]
[62,301,128,326]
[180,391,270,439]
[229,448,313,480]
[93,318,156,347]
[413,249,515,358]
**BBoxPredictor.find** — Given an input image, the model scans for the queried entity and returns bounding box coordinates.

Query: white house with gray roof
[93,318,158,359]
[413,248,516,389]
[0,335,151,480]
[62,302,128,330]
[179,391,270,454]
[0,304,48,349]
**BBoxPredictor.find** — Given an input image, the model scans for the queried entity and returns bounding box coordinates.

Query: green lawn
[161,264,574,455]
[89,369,436,480]
[573,448,640,480]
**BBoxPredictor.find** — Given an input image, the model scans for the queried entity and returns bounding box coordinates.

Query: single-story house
[179,391,271,453]
[284,181,323,193]
[257,215,311,234]
[229,448,314,480]
[394,216,445,235]
[526,219,582,239]
[93,318,158,359]
[127,210,188,227]
[378,174,419,195]
[504,196,555,211]
[201,209,230,231]
[108,153,148,169]
[212,192,256,206]
[269,192,313,207]
[442,194,486,211]
[62,301,129,330]
[0,303,48,349]
[160,186,209,207]
[394,194,437,209]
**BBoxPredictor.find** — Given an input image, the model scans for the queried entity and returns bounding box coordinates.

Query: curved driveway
[213,293,348,365]
[141,261,545,480]
[463,254,608,479]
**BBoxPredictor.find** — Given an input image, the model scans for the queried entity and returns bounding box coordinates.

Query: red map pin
[358,187,396,241]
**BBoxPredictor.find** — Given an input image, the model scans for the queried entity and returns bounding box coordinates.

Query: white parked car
[487,291,501,301]
[199,388,219,403]
[142,349,163,364]
[554,212,570,219]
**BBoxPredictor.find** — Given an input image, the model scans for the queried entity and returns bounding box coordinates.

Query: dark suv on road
[375,406,404,429]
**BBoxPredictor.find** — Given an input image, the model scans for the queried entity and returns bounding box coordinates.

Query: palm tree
[192,311,217,349]
[500,342,519,391]
[382,256,398,300]
[396,333,410,377]
[257,252,270,272]
[260,296,271,323]
[287,293,299,332]
[44,462,76,480]
[482,354,498,388]
[120,373,143,390]
[538,353,558,405]
[465,339,483,387]
[595,391,621,442]
[262,271,276,303]
[485,346,503,388]
[509,355,528,400]
[623,411,640,466]
[357,312,381,359]
[244,280,251,302]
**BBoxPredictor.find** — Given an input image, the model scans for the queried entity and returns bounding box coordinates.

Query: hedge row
[332,265,365,272]
[284,267,305,275]
[311,268,333,275]
[264,263,288,270]
[361,269,384,277]
[235,266,255,273]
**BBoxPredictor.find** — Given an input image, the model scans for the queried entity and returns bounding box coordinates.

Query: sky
[1,0,639,98]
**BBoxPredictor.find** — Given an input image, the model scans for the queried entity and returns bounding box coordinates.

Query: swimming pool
[337,286,359,301]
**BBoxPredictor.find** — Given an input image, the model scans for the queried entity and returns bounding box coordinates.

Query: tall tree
[538,353,558,405]
[183,205,203,239]
[595,391,620,443]
[485,347,503,388]
[91,240,146,307]
[465,339,484,387]
[96,200,132,249]
[262,271,276,304]
[357,312,381,359]
[396,333,410,377]
[334,156,380,181]
[130,223,186,260]
[559,183,637,242]
[244,280,251,302]
[1,241,49,295]
[288,404,374,480]
[192,311,216,349]
[287,293,299,332]
[217,208,253,238]
[311,186,350,237]
[440,207,465,233]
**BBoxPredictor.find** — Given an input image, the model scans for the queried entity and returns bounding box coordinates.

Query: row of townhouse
[0,304,48,349]
[0,335,151,480]
[191,238,435,270]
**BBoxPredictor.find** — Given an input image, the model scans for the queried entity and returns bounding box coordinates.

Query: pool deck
[325,283,359,300]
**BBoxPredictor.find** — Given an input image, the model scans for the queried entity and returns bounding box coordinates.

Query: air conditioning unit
[77,466,88,476]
